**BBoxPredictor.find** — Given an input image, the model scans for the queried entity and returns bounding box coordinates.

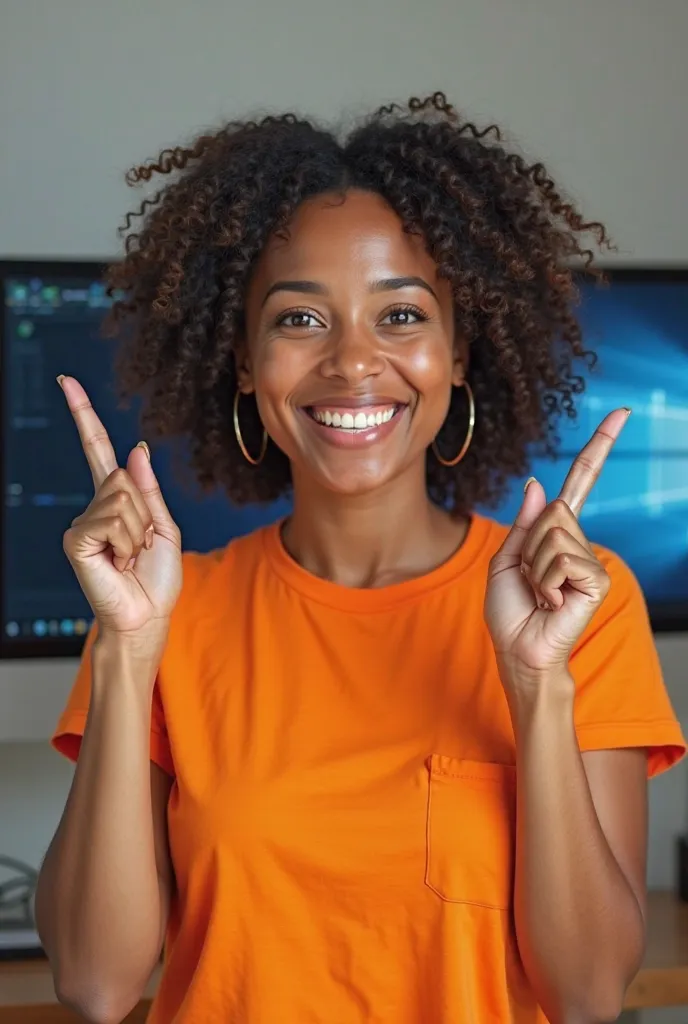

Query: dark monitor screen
[1,259,687,657]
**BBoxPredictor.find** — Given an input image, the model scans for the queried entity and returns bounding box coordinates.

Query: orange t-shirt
[53,513,686,1023]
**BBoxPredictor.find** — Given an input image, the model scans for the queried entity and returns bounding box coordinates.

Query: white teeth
[310,405,398,430]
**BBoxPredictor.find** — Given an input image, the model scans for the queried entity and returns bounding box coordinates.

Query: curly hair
[106,91,612,514]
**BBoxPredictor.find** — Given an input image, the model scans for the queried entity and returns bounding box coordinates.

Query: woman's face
[242,190,466,497]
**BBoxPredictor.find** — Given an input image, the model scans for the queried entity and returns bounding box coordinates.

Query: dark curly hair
[106,92,612,514]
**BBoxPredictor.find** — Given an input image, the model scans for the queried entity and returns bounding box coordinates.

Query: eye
[380,304,430,327]
[275,308,323,329]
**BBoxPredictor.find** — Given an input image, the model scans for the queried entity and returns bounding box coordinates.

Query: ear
[234,342,255,395]
[451,334,469,388]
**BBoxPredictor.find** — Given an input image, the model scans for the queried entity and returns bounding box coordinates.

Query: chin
[313,453,417,500]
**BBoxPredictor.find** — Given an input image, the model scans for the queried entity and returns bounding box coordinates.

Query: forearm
[509,676,644,1023]
[36,639,165,1015]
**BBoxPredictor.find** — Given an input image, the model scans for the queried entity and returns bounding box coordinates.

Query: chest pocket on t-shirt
[425,755,516,910]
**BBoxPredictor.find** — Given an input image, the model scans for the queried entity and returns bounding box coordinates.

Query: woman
[36,93,684,1024]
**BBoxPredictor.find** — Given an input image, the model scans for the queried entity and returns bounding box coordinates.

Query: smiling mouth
[304,404,403,432]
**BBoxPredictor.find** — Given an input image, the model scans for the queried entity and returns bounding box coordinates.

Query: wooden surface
[1,891,687,1019]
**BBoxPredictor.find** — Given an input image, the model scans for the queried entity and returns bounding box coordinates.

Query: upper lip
[302,396,407,409]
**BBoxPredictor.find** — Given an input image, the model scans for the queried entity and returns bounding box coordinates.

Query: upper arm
[581,747,648,919]
[150,762,175,947]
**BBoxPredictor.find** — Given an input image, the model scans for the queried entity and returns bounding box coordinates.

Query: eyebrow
[370,276,438,301]
[261,280,327,306]
[261,275,438,306]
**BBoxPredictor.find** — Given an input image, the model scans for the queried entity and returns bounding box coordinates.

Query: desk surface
[1,891,686,1019]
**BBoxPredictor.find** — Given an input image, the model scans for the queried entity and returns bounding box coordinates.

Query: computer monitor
[0,259,289,659]
[1,259,687,659]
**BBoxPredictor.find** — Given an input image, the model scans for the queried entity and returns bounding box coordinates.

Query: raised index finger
[558,407,630,517]
[58,375,118,490]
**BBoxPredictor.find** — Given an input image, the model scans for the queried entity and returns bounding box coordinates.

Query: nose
[319,323,385,386]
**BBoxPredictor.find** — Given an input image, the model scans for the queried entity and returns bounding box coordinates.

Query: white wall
[1,2,687,1017]
[2,0,688,262]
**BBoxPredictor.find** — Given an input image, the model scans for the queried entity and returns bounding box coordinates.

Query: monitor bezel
[1,259,687,657]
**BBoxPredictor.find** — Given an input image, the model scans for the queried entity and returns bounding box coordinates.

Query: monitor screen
[1,259,687,657]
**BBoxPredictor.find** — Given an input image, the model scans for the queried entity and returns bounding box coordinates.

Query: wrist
[499,664,575,730]
[92,627,167,690]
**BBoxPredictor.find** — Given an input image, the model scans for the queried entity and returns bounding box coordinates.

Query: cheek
[399,338,454,400]
[252,342,293,390]
[402,339,455,432]
[406,347,448,381]
[403,326,454,377]
[250,343,305,432]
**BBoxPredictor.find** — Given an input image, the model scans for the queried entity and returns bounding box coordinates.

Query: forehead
[251,189,441,284]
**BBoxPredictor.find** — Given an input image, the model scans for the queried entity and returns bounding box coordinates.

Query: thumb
[497,476,548,559]
[126,442,176,534]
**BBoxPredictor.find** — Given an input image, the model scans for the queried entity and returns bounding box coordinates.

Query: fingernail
[520,562,530,576]
[144,525,154,550]
[56,375,65,389]
[136,440,151,462]
[622,407,632,417]
[524,476,537,494]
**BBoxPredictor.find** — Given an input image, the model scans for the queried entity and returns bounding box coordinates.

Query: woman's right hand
[60,376,183,649]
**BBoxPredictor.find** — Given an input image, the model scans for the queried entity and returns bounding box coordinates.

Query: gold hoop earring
[432,380,475,467]
[233,390,268,466]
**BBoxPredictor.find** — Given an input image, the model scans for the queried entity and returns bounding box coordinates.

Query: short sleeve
[571,545,686,777]
[51,623,174,777]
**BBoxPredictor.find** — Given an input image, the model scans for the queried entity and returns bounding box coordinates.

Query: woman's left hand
[484,408,631,690]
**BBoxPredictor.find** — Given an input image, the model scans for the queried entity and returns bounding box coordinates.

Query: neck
[282,460,469,589]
